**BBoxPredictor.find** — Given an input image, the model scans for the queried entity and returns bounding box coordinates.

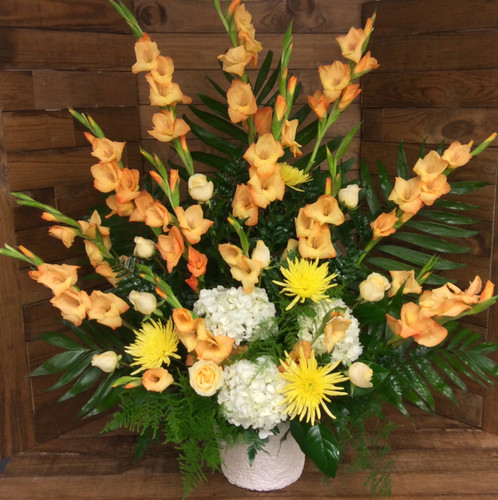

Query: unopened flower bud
[129,290,157,315]
[188,174,214,202]
[91,351,119,373]
[349,362,373,388]
[338,184,360,209]
[359,272,391,302]
[133,236,156,259]
[251,240,271,268]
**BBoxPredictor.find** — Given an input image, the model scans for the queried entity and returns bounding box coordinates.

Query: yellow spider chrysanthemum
[125,318,181,374]
[273,258,337,310]
[279,350,348,426]
[279,162,311,191]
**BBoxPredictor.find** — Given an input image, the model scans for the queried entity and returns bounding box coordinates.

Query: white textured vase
[220,424,306,491]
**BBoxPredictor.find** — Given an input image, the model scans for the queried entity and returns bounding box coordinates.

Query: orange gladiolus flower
[420,174,451,206]
[233,4,262,63]
[146,74,186,107]
[228,255,262,293]
[298,223,337,260]
[149,55,174,86]
[243,133,284,179]
[339,84,361,111]
[227,79,258,123]
[253,107,273,136]
[94,261,121,287]
[79,210,111,249]
[148,110,190,142]
[90,161,122,193]
[29,263,80,297]
[295,207,316,238]
[442,140,473,169]
[48,225,77,248]
[172,308,197,334]
[187,246,208,277]
[115,168,141,204]
[143,201,172,232]
[156,226,185,272]
[86,290,130,330]
[129,190,155,223]
[217,45,253,76]
[413,151,448,182]
[386,302,448,347]
[336,26,367,63]
[388,270,422,297]
[50,287,90,327]
[195,325,235,364]
[248,165,285,209]
[353,51,379,76]
[281,119,302,157]
[303,195,345,226]
[388,177,423,214]
[174,205,214,245]
[323,315,352,353]
[218,243,245,268]
[232,183,259,226]
[319,61,351,102]
[142,367,174,393]
[131,33,160,74]
[84,133,126,163]
[308,90,331,119]
[371,209,398,240]
[106,194,135,218]
[480,280,495,302]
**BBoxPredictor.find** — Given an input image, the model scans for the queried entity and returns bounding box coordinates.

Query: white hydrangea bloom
[217,358,287,438]
[193,286,277,344]
[297,298,362,365]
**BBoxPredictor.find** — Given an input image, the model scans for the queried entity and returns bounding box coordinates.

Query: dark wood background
[0,0,497,458]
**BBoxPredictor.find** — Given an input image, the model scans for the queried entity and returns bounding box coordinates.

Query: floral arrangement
[2,0,498,496]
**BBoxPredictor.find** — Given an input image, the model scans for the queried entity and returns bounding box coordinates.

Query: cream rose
[188,174,214,202]
[359,272,391,302]
[188,360,224,397]
[338,184,360,209]
[251,240,271,268]
[129,290,157,315]
[133,236,156,259]
[91,351,120,373]
[348,362,373,388]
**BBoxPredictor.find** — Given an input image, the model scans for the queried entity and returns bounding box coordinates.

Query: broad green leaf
[31,350,89,376]
[187,106,247,142]
[206,76,226,98]
[445,327,473,350]
[366,256,413,271]
[61,320,99,349]
[253,50,273,95]
[377,245,465,270]
[392,232,470,253]
[47,352,95,391]
[404,220,478,238]
[290,102,312,123]
[256,61,280,104]
[431,353,467,391]
[360,159,381,216]
[39,331,83,350]
[198,94,229,119]
[450,181,488,194]
[376,161,394,202]
[290,421,340,477]
[397,141,409,180]
[335,123,361,162]
[401,364,435,411]
[295,119,319,147]
[190,151,228,170]
[79,372,120,417]
[418,210,479,225]
[58,366,102,402]
[413,357,456,403]
[435,200,479,211]
[184,116,241,156]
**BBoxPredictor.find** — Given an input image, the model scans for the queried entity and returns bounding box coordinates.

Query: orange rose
[243,133,284,179]
[386,302,448,347]
[442,140,473,169]
[187,246,208,277]
[86,290,130,330]
[388,177,423,214]
[90,161,122,193]
[50,287,90,327]
[29,263,80,296]
[247,165,285,209]
[217,45,253,76]
[232,184,259,226]
[371,209,398,240]
[131,33,160,74]
[388,270,422,297]
[156,226,185,272]
[319,61,351,102]
[142,367,174,392]
[336,26,367,63]
[148,110,190,142]
[48,226,77,249]
[174,205,214,245]
[226,79,258,123]
[84,133,125,163]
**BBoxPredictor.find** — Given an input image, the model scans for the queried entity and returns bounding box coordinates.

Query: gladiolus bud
[129,290,158,315]
[41,212,59,222]
[275,95,287,121]
[91,351,119,373]
[287,75,297,96]
[349,362,373,388]
[133,236,156,259]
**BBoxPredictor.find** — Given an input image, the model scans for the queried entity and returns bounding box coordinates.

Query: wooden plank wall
[0,0,365,456]
[361,0,498,432]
